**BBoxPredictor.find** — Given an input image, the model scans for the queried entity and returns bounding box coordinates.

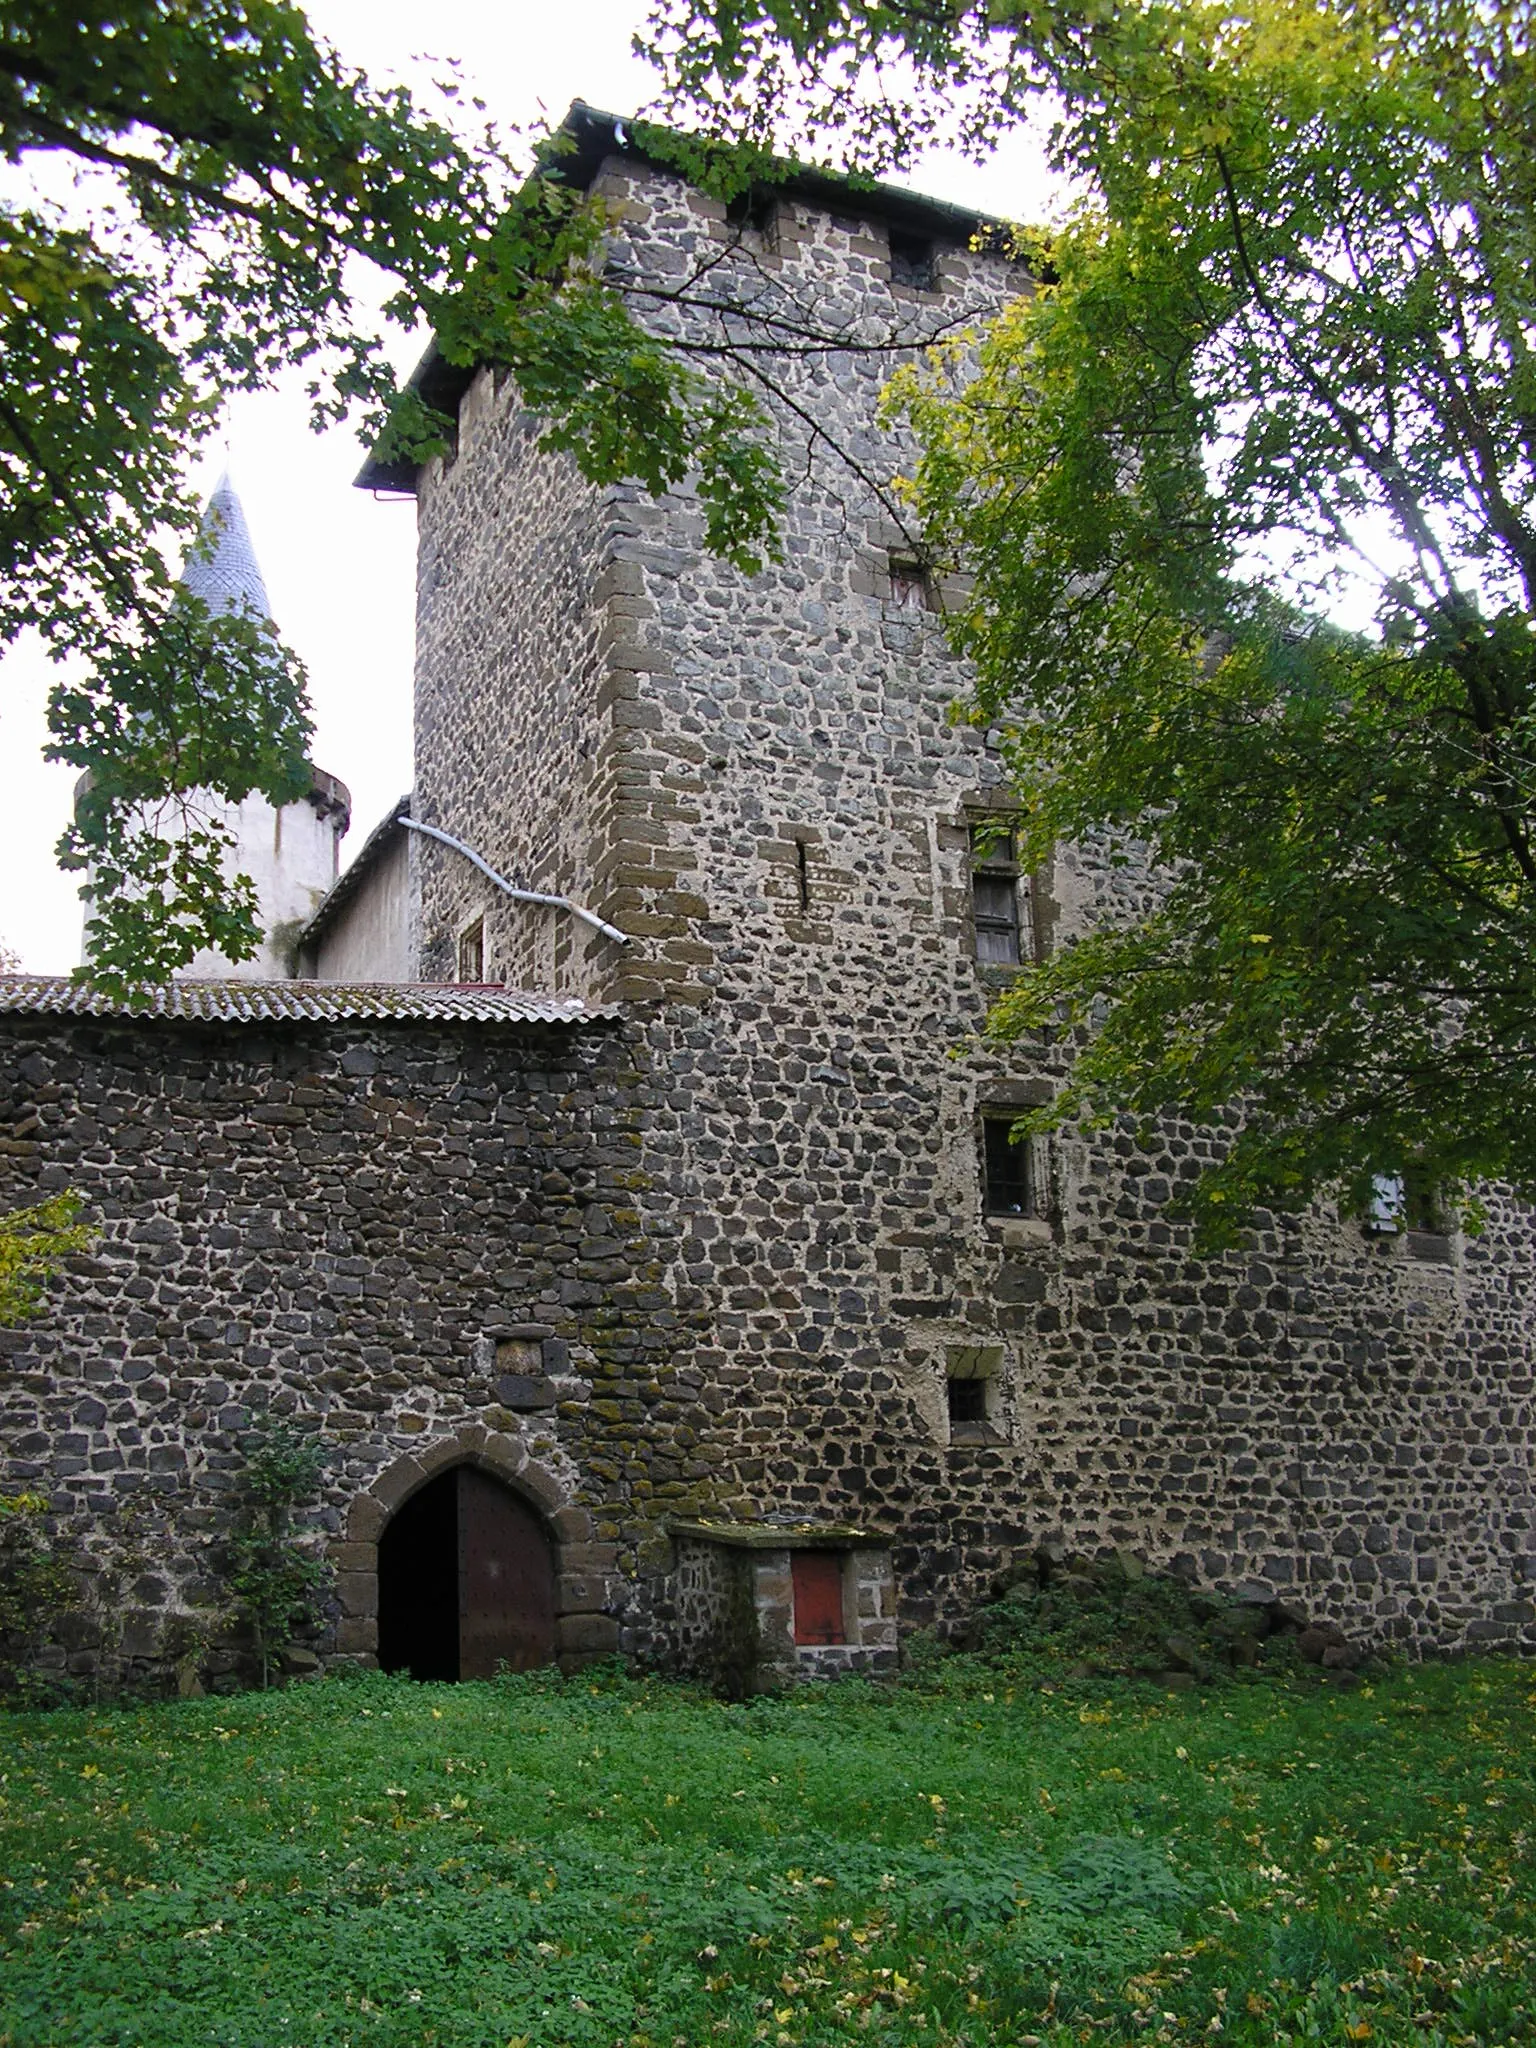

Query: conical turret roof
[180,473,270,618]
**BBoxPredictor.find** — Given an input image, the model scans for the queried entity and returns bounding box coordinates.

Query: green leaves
[4,1665,1535,2042]
[49,592,313,991]
[3,3,785,981]
[222,1417,330,1690]
[0,1191,90,1326]
[652,0,1536,1228]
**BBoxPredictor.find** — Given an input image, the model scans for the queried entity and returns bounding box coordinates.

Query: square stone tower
[362,107,1536,1655]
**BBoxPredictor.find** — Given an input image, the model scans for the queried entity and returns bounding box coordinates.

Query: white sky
[0,1,1058,972]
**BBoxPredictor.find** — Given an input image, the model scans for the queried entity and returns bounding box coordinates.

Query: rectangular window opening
[889,226,938,291]
[795,836,811,913]
[791,1551,847,1646]
[726,186,779,240]
[970,822,1033,965]
[888,554,933,610]
[983,1116,1038,1218]
[1364,1168,1447,1238]
[946,1375,990,1428]
[457,916,485,985]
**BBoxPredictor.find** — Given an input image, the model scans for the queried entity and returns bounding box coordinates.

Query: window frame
[456,915,486,985]
[887,552,934,611]
[1363,1167,1453,1253]
[981,1114,1040,1220]
[969,821,1032,967]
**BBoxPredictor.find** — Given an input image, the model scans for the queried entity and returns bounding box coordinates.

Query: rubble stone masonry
[5,141,1534,1683]
[404,143,1536,1658]
[0,1010,732,1685]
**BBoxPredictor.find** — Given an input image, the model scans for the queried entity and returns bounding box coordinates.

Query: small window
[726,186,779,241]
[791,1551,846,1646]
[890,226,937,291]
[1404,1171,1446,1235]
[888,554,933,610]
[457,916,485,984]
[1364,1168,1448,1238]
[971,823,1032,965]
[983,1116,1038,1218]
[946,1375,989,1428]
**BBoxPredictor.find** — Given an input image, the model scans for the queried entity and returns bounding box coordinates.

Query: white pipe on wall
[400,816,632,948]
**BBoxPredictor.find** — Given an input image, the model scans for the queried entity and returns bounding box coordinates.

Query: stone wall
[671,1523,898,1692]
[404,144,1536,1658]
[0,1008,738,1688]
[412,369,625,998]
[9,143,1532,1695]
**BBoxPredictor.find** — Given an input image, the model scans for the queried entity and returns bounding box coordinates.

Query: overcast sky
[0,2,1057,973]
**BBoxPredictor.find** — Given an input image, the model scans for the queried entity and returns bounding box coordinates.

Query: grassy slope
[0,1661,1531,2048]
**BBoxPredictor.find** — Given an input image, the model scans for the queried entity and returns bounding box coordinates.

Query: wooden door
[456,1466,556,1677]
[791,1550,847,1646]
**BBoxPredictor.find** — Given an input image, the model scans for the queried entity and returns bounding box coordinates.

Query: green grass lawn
[0,1659,1531,2048]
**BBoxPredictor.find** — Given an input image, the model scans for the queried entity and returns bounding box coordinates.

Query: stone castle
[2,106,1533,1691]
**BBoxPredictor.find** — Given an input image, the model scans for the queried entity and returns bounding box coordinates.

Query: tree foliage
[3,1,782,985]
[0,1190,89,1324]
[222,1416,329,1689]
[647,0,1536,1234]
[0,1489,76,1695]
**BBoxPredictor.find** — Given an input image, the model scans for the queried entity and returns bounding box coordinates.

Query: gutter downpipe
[400,816,632,948]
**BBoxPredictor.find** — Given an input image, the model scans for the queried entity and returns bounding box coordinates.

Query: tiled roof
[0,977,619,1028]
[180,475,271,618]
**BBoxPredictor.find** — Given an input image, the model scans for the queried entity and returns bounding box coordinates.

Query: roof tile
[0,977,620,1028]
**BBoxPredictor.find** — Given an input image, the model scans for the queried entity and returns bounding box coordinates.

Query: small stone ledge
[669,1516,886,1551]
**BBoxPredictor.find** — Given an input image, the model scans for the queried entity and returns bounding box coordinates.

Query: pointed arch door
[378,1465,556,1679]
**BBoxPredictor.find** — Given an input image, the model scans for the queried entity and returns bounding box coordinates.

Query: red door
[456,1467,556,1677]
[792,1551,847,1646]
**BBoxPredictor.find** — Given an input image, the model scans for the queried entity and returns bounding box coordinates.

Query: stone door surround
[333,1424,618,1669]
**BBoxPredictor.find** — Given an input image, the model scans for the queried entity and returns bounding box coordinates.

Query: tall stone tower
[361,107,1536,1655]
[78,476,352,980]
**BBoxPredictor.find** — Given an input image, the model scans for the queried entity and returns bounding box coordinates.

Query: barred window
[982,1117,1041,1218]
[946,1374,989,1427]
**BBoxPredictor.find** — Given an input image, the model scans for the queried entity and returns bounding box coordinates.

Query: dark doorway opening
[377,1466,556,1680]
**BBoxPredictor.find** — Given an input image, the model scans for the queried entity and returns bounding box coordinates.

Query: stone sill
[948,1424,1009,1448]
[1406,1231,1455,1264]
[985,1215,1054,1250]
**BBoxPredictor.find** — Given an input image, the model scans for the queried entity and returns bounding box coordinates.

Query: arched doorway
[377,1465,556,1680]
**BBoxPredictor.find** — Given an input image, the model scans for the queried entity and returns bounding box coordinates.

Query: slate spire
[179,472,271,619]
